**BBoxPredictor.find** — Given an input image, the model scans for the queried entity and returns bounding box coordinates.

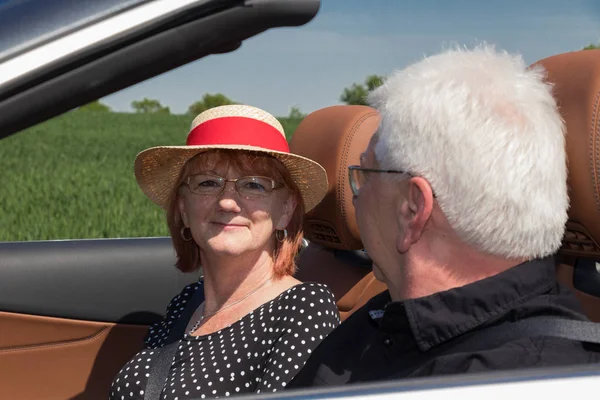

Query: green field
[0,111,302,242]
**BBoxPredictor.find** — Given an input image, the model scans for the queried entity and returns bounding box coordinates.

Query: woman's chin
[206,238,252,257]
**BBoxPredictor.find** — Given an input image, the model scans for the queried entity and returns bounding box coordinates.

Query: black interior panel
[0,237,198,324]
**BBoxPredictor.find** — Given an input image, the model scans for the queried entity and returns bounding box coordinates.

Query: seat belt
[408,316,600,377]
[455,316,600,349]
[144,282,205,400]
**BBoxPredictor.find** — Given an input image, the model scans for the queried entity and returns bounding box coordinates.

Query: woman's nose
[217,184,242,211]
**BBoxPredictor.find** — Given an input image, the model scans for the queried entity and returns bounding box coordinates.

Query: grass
[0,111,302,242]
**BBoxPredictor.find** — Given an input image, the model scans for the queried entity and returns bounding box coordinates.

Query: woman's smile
[212,221,248,230]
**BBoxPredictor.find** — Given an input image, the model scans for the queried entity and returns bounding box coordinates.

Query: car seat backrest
[289,105,387,321]
[534,50,600,322]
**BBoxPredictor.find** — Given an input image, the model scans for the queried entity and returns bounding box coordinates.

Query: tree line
[78,94,307,120]
[80,42,600,116]
[78,79,381,117]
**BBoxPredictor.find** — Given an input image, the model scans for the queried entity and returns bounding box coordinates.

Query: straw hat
[134,104,329,212]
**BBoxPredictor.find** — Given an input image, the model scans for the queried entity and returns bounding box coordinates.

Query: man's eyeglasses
[184,174,283,198]
[348,165,408,196]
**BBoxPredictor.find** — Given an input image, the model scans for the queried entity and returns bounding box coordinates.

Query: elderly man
[287,46,600,388]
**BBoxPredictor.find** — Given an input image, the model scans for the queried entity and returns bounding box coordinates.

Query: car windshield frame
[0,0,156,62]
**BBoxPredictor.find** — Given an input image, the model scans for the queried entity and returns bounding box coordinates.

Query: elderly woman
[110,105,340,400]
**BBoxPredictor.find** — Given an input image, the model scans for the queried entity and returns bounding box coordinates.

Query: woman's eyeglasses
[184,174,283,198]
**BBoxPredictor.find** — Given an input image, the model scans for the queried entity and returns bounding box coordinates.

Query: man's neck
[388,244,527,302]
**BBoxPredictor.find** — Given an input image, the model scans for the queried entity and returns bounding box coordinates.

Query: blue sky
[102,0,600,117]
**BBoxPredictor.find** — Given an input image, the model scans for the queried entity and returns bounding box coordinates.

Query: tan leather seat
[535,50,600,322]
[290,105,387,321]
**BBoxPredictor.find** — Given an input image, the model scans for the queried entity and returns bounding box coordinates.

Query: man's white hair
[368,45,568,259]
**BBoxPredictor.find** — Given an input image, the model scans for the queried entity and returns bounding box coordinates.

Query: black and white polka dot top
[110,281,340,400]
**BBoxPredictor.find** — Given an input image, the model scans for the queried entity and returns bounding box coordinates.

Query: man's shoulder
[326,289,390,337]
[286,290,391,389]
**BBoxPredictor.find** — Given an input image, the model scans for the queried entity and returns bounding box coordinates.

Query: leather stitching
[0,326,110,353]
[591,90,600,211]
[337,112,380,247]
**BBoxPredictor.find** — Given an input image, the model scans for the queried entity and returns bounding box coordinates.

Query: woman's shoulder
[174,280,203,302]
[144,280,203,348]
[273,282,338,313]
[269,281,340,335]
[283,281,335,299]
[163,280,203,314]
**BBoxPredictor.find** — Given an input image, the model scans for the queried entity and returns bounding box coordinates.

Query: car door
[0,1,320,399]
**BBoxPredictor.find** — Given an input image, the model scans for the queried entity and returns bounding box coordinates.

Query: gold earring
[275,229,288,242]
[180,227,193,242]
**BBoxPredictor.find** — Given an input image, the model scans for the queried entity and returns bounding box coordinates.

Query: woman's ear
[178,195,189,227]
[276,193,297,230]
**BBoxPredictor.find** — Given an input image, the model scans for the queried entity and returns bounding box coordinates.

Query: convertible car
[1,0,600,399]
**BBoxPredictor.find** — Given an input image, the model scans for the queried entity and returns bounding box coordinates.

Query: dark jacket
[287,257,600,387]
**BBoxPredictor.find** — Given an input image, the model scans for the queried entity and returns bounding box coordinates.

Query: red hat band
[186,116,290,153]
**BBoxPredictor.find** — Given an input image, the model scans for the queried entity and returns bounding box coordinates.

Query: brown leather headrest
[290,105,380,250]
[534,50,600,258]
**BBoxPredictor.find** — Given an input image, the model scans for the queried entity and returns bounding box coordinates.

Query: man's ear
[396,176,434,252]
[406,176,434,240]
[178,195,189,227]
[276,194,297,230]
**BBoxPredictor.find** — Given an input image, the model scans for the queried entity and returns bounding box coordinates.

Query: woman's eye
[197,179,221,188]
[240,178,271,191]
[243,181,266,191]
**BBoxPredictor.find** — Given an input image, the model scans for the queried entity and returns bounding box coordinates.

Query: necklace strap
[188,277,272,335]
